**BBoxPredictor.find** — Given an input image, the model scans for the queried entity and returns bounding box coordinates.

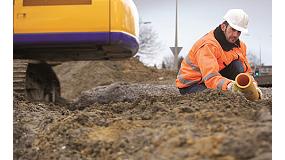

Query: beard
[227,36,238,43]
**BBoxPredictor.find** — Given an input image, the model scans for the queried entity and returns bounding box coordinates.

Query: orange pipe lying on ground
[235,73,259,101]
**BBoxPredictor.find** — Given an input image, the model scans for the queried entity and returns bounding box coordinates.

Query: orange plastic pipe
[235,73,259,101]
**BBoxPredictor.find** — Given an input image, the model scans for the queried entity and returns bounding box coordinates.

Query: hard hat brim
[227,21,248,34]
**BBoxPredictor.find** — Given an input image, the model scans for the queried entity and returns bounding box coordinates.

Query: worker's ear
[221,23,227,32]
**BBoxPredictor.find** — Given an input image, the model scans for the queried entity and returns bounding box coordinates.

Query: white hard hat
[223,9,249,33]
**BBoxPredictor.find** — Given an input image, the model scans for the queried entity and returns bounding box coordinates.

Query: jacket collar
[213,25,240,51]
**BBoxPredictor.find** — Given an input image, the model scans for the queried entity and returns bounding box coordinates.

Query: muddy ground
[14,58,272,160]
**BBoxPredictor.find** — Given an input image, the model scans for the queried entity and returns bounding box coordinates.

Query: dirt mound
[70,82,179,110]
[53,58,176,100]
[14,86,272,160]
[14,58,272,160]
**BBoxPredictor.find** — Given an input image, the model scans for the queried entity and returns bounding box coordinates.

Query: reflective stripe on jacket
[176,30,252,90]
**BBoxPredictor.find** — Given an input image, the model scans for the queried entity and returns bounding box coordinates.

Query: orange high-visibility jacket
[176,30,252,90]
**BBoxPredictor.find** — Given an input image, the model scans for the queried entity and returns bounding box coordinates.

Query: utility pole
[174,0,178,71]
[170,0,182,71]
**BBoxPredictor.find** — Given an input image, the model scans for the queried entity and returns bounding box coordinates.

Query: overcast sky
[133,0,272,66]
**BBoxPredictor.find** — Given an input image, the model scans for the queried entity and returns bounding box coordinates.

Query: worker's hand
[253,82,263,99]
[227,81,234,91]
[227,81,246,97]
[227,81,239,93]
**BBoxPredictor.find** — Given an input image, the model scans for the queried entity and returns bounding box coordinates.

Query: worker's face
[221,24,241,44]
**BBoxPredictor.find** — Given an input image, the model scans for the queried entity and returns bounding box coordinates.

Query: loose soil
[14,58,272,160]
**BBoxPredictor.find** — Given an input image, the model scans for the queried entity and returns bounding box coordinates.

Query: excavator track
[13,59,29,94]
[13,59,61,102]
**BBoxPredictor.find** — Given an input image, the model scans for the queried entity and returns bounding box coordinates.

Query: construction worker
[176,9,262,98]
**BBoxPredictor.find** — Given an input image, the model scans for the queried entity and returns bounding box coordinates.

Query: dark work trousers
[179,60,244,95]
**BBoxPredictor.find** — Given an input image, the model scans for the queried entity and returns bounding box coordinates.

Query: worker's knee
[220,60,244,80]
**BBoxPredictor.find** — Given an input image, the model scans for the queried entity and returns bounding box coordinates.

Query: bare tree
[135,20,162,65]
[161,61,166,69]
[161,55,183,71]
[162,55,174,70]
[246,49,262,73]
[247,49,260,66]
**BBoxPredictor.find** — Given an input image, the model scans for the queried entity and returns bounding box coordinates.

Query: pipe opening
[236,74,250,87]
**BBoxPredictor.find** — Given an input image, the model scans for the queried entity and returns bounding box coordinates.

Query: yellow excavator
[13,0,139,102]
